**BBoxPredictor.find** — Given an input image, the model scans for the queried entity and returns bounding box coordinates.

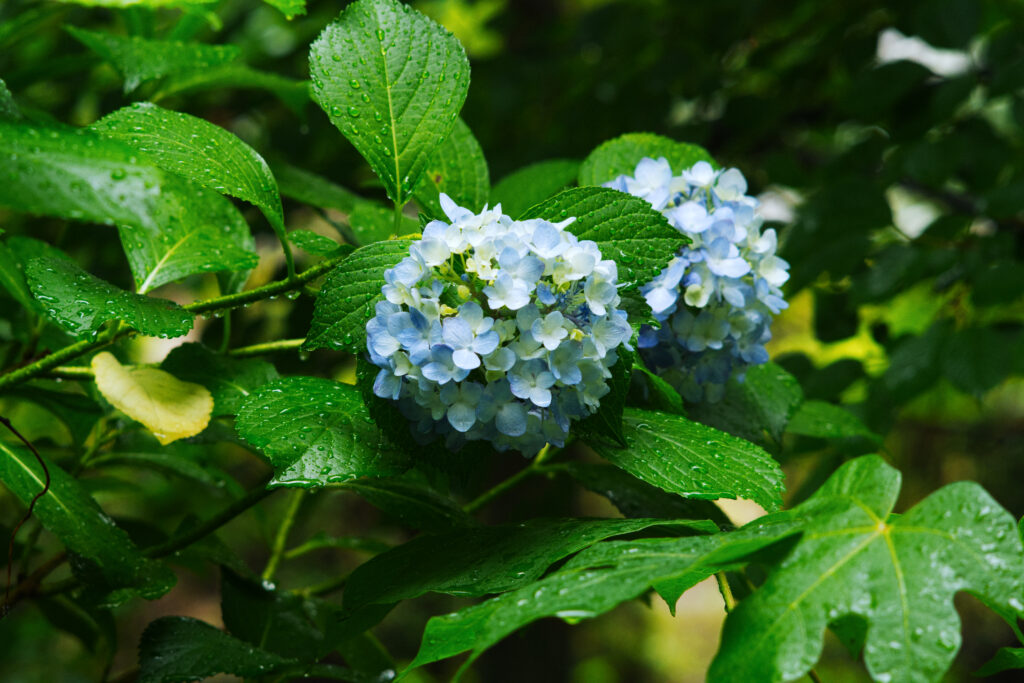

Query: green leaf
[161,343,279,416]
[491,159,580,219]
[590,407,786,512]
[349,203,418,245]
[90,451,237,492]
[93,103,286,240]
[976,648,1024,677]
[407,517,797,675]
[25,257,193,339]
[124,186,258,293]
[578,132,716,186]
[344,517,713,610]
[709,456,1024,683]
[156,64,310,116]
[528,186,687,290]
[235,376,408,488]
[560,462,732,527]
[221,570,340,663]
[272,161,362,214]
[342,477,475,532]
[0,440,174,599]
[0,239,37,312]
[309,0,471,205]
[302,239,414,352]
[414,117,490,217]
[786,400,879,441]
[261,0,306,20]
[0,122,258,292]
[689,362,804,445]
[288,229,345,256]
[138,617,296,683]
[942,325,1014,395]
[66,27,239,93]
[0,77,22,121]
[576,348,633,446]
[6,386,103,445]
[628,364,687,416]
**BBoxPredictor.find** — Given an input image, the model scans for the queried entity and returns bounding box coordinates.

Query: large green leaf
[0,77,21,121]
[0,441,174,599]
[221,570,340,663]
[235,376,408,487]
[156,64,310,116]
[93,103,286,240]
[137,617,296,683]
[490,158,580,219]
[344,517,714,610]
[161,343,278,416]
[688,362,804,445]
[272,161,362,214]
[590,408,786,511]
[528,186,687,290]
[709,456,1024,683]
[406,516,798,676]
[25,257,193,339]
[413,117,490,217]
[302,239,414,352]
[0,122,258,292]
[5,386,103,445]
[578,132,716,186]
[309,0,470,205]
[785,399,879,441]
[67,27,239,93]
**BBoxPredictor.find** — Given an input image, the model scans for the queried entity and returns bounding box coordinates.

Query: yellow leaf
[91,351,212,445]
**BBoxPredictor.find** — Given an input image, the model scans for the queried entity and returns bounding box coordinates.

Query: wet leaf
[235,376,408,487]
[309,0,470,204]
[414,117,489,218]
[92,352,213,445]
[578,132,716,186]
[710,456,1024,683]
[491,158,580,219]
[25,257,193,339]
[590,407,786,511]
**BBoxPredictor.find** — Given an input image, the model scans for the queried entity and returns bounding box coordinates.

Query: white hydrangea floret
[605,157,790,402]
[366,194,632,455]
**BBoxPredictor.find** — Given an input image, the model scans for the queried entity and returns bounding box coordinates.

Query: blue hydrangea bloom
[367,194,632,455]
[606,158,789,402]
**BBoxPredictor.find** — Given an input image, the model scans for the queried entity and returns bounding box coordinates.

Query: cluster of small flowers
[605,158,789,401]
[367,194,632,455]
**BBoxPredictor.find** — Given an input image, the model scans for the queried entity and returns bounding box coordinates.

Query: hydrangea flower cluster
[605,158,789,402]
[366,194,632,455]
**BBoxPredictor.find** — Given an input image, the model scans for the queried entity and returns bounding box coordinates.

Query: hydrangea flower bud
[366,194,632,455]
[606,158,789,401]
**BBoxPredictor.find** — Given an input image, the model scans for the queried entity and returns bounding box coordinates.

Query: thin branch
[1,415,51,619]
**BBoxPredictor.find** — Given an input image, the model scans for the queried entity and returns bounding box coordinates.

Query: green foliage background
[1,0,1023,681]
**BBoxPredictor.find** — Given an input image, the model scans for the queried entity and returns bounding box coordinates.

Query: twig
[1,415,50,619]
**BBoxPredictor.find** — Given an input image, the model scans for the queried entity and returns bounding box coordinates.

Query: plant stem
[716,571,736,612]
[299,570,352,597]
[228,338,306,358]
[145,484,275,559]
[0,251,348,391]
[262,489,306,583]
[393,201,406,236]
[462,445,558,514]
[218,311,232,354]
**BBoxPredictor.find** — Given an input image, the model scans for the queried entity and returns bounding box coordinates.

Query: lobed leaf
[309,0,470,204]
[302,239,414,352]
[414,117,490,217]
[235,376,408,488]
[590,407,786,511]
[578,132,716,186]
[25,257,193,339]
[528,186,687,290]
[710,456,1024,683]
